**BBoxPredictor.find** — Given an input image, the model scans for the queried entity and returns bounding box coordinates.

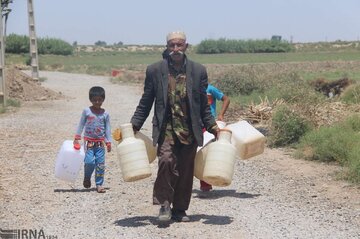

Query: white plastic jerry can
[134,131,157,163]
[194,143,209,180]
[225,120,266,160]
[113,129,157,163]
[195,121,228,179]
[55,140,84,183]
[203,129,237,187]
[116,123,151,182]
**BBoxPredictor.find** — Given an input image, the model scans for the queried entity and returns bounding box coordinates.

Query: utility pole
[27,0,39,80]
[0,3,6,106]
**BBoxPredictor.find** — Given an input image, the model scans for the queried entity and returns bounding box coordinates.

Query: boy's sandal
[83,179,91,189]
[96,186,106,193]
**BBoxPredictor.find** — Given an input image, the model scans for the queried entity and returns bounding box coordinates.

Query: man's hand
[209,125,220,140]
[132,124,140,133]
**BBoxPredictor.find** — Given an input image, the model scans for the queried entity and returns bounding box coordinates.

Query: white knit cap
[166,31,186,42]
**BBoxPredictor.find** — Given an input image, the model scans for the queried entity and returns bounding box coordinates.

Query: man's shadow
[53,187,110,193]
[114,214,233,228]
[192,189,261,199]
[114,189,258,228]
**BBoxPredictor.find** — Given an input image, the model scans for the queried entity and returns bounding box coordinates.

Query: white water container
[194,142,210,180]
[55,140,84,183]
[203,129,237,187]
[225,120,266,160]
[113,129,157,163]
[202,131,214,150]
[116,123,151,182]
[134,131,157,163]
[216,120,226,129]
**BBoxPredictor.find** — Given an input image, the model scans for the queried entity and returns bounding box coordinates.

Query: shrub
[25,55,31,66]
[296,115,360,164]
[343,114,360,132]
[347,147,360,183]
[266,72,324,104]
[6,98,21,107]
[296,125,358,163]
[268,105,312,147]
[0,98,21,114]
[340,83,360,104]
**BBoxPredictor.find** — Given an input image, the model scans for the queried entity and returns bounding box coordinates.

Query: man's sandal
[96,186,106,193]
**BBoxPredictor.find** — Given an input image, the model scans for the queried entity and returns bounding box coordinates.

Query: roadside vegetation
[0,97,21,113]
[5,36,360,182]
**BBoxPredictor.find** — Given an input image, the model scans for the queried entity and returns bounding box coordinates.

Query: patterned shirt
[164,61,194,145]
[75,107,112,143]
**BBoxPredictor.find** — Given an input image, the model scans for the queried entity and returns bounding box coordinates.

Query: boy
[74,86,111,193]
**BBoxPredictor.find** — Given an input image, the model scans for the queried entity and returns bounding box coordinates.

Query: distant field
[190,51,360,64]
[8,50,360,66]
[6,49,360,82]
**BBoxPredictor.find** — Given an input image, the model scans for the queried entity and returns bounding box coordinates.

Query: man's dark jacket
[131,58,216,146]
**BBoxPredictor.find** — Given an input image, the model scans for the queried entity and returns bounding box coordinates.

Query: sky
[7,0,360,45]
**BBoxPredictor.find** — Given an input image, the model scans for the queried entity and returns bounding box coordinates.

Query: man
[131,31,219,223]
[200,84,230,192]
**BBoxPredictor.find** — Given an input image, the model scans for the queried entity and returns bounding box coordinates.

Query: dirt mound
[5,67,63,101]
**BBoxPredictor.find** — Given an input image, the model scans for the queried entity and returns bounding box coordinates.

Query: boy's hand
[106,142,111,152]
[217,115,224,122]
[73,139,81,150]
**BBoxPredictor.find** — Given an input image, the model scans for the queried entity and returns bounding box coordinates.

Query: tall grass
[296,114,360,182]
[340,84,360,104]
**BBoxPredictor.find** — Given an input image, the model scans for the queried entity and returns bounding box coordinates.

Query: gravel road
[0,71,359,239]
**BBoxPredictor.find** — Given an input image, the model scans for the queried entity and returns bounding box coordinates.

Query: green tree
[5,34,29,53]
[95,40,107,46]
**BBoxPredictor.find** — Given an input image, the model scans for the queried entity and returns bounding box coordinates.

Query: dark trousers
[153,139,197,211]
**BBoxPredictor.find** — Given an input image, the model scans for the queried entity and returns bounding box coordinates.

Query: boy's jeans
[84,145,105,186]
